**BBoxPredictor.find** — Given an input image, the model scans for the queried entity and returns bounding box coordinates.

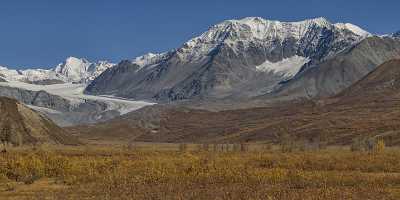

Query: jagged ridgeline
[85,17,371,101]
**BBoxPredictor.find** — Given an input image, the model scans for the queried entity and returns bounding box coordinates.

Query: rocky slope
[334,59,400,100]
[268,36,400,100]
[0,97,79,146]
[0,85,72,111]
[85,17,369,101]
[0,85,117,126]
[70,59,400,145]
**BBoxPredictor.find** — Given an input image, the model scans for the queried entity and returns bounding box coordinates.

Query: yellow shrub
[1,147,400,199]
[373,139,385,154]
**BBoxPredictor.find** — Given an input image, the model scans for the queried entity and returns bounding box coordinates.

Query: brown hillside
[0,97,79,146]
[335,59,400,99]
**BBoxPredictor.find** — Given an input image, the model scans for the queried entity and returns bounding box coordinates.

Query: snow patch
[255,56,310,78]
[334,23,370,37]
[132,53,167,68]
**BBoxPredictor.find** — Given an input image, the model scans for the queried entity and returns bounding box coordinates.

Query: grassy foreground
[1,146,400,199]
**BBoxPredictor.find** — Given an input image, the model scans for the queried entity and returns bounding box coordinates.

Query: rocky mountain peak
[176,17,369,63]
[54,57,114,83]
[55,57,91,80]
[85,17,374,102]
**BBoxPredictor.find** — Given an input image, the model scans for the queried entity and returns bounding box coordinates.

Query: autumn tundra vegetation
[0,139,399,200]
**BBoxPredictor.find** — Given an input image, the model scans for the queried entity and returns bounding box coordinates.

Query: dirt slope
[0,97,79,146]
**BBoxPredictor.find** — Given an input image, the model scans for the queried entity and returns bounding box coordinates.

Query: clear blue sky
[1,0,399,69]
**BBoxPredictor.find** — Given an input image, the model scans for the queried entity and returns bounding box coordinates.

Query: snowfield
[0,81,154,115]
[255,55,310,78]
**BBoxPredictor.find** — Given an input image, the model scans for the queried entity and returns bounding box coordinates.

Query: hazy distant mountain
[85,17,369,101]
[0,57,115,84]
[394,30,400,38]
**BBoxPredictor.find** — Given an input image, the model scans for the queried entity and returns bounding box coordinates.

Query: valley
[0,12,399,199]
[0,81,153,116]
[0,81,153,126]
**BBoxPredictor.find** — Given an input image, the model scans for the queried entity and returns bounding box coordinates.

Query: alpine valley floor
[1,146,400,200]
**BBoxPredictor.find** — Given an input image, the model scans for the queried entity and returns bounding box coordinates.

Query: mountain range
[85,17,375,102]
[70,60,400,145]
[0,57,114,84]
[1,16,400,146]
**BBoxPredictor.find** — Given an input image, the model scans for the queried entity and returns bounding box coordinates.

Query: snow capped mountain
[0,66,57,82]
[1,16,376,103]
[0,66,22,80]
[86,17,371,101]
[18,69,59,82]
[54,57,115,82]
[54,57,92,82]
[86,60,115,81]
[333,23,371,37]
[177,17,369,63]
[0,57,115,84]
[393,31,400,38]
